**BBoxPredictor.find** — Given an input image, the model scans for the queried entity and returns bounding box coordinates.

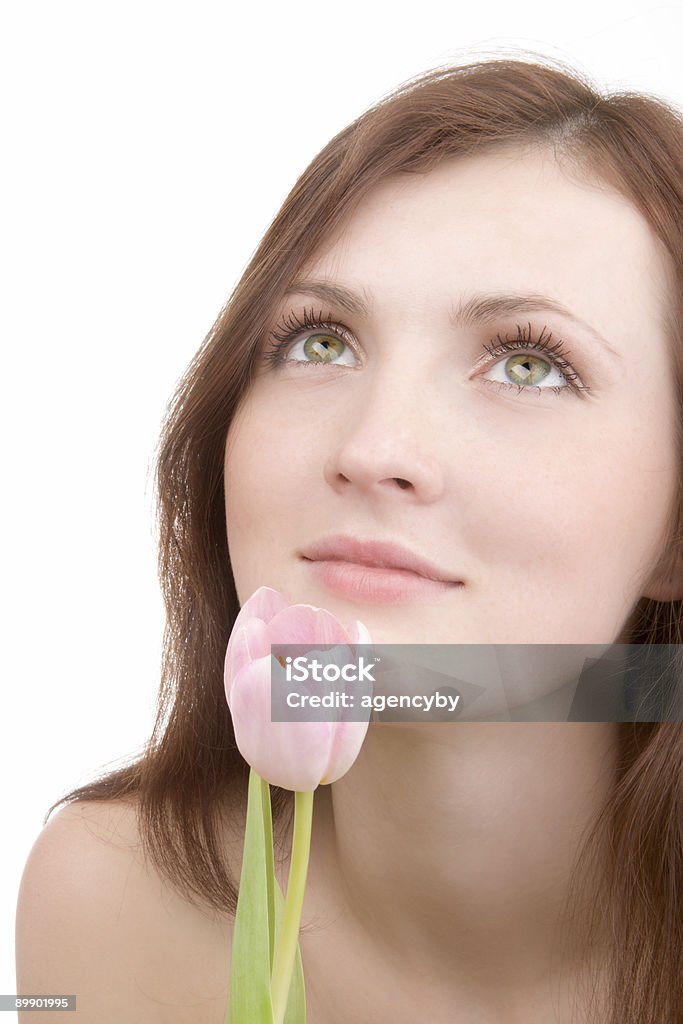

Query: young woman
[16,56,683,1023]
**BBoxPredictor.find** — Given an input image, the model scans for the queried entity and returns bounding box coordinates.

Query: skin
[223,149,682,1020]
[226,148,680,644]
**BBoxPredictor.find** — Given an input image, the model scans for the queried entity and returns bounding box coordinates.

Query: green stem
[270,790,314,1024]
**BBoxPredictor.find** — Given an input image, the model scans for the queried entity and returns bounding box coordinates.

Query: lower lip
[304,558,463,604]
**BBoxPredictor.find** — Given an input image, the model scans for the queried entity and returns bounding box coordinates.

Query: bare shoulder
[19,798,145,882]
[16,797,235,1024]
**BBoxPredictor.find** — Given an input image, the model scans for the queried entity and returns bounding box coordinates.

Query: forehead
[302,148,672,339]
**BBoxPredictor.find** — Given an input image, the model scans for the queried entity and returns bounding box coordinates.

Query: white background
[3,0,682,1007]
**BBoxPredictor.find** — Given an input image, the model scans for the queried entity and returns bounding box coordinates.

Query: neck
[304,722,617,1001]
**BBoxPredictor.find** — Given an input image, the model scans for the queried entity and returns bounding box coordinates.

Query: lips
[300,534,461,584]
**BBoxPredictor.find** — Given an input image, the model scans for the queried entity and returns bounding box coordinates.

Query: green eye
[265,309,357,369]
[480,324,589,397]
[302,334,347,363]
[265,312,590,398]
[503,353,552,386]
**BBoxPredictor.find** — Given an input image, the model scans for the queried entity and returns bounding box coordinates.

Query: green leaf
[226,768,275,1024]
[225,773,307,1024]
[261,775,276,971]
[274,878,307,1023]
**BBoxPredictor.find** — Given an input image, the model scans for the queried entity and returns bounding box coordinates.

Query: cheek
[224,394,289,516]
[225,439,271,545]
[469,413,675,594]
[223,395,313,597]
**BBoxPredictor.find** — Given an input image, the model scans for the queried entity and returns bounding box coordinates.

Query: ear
[641,546,683,602]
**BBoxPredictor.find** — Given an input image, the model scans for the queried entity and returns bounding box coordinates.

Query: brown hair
[47,53,683,1022]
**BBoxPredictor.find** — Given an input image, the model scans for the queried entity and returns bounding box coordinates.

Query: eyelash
[262,306,591,397]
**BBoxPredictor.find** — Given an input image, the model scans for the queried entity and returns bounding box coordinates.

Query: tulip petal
[267,604,350,646]
[230,657,333,791]
[224,619,272,703]
[320,719,370,785]
[346,618,373,646]
[234,586,290,631]
[224,585,374,791]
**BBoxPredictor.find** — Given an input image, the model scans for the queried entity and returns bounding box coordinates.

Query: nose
[323,369,446,503]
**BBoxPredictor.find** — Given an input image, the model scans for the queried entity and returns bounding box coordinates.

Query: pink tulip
[224,586,373,791]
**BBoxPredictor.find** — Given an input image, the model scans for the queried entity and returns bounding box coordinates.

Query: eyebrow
[284,279,622,361]
[285,280,370,317]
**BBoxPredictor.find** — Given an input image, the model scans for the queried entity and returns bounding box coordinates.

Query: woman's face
[224,147,679,646]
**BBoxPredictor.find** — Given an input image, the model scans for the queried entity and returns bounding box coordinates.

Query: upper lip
[300,534,461,584]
